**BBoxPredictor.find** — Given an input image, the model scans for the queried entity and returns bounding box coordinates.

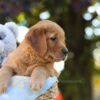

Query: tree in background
[1,0,100,100]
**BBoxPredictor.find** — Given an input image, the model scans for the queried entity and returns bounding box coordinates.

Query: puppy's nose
[62,48,68,55]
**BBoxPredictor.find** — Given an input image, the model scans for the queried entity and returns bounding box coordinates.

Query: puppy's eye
[50,37,57,41]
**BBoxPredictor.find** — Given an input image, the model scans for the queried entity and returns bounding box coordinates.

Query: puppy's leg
[0,67,13,93]
[30,67,49,92]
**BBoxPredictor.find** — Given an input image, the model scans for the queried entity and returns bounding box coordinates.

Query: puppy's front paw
[0,81,8,93]
[30,78,46,92]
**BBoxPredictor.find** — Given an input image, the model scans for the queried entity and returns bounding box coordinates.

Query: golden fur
[0,20,67,93]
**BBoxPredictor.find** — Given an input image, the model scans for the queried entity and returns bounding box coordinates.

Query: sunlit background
[83,1,100,100]
[0,0,100,100]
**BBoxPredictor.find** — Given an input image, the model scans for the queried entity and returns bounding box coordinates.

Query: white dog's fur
[0,22,18,66]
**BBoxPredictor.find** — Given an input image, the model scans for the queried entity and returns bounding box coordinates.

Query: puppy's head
[26,20,68,62]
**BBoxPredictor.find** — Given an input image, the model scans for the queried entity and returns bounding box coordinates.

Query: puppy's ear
[26,27,47,56]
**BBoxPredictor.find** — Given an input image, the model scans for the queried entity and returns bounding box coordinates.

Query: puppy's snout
[62,48,68,56]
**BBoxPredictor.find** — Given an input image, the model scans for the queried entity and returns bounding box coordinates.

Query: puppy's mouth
[48,54,68,62]
[54,56,67,62]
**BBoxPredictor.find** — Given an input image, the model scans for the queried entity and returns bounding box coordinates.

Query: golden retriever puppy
[0,20,68,93]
